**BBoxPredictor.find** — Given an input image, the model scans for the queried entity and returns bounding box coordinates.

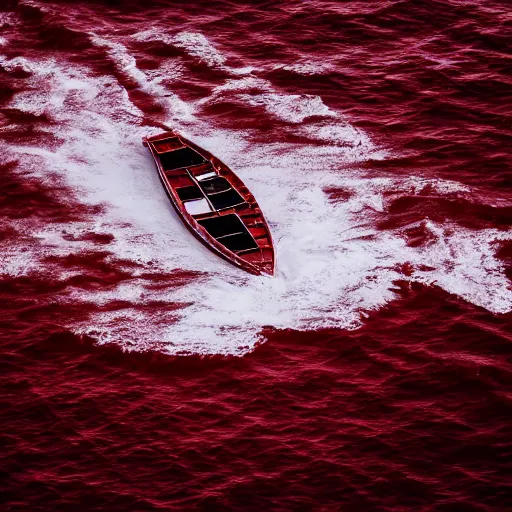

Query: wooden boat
[143,131,275,276]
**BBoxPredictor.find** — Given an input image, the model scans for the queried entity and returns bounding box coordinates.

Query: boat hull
[143,131,275,276]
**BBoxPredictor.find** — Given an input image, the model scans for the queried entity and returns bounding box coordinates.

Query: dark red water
[1,0,512,510]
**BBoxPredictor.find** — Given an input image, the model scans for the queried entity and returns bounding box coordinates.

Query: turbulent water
[1,0,511,509]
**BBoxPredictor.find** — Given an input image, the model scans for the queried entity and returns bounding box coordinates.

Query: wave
[1,25,510,356]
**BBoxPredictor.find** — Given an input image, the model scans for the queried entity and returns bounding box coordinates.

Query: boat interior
[150,136,271,257]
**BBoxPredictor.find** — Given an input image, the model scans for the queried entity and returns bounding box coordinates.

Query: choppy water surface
[1,0,511,510]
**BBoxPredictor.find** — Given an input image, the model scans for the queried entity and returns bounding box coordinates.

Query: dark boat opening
[199,177,231,195]
[208,189,245,210]
[198,214,245,238]
[198,214,258,253]
[218,232,258,252]
[198,213,258,252]
[159,147,206,171]
[176,184,204,202]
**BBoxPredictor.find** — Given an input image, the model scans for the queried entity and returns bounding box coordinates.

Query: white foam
[198,76,382,161]
[128,30,374,159]
[245,93,337,123]
[133,29,256,76]
[89,34,193,123]
[403,222,512,314]
[0,12,18,28]
[274,60,334,76]
[206,76,270,94]
[2,50,511,357]
[0,55,53,74]
[203,77,337,122]
[172,31,226,67]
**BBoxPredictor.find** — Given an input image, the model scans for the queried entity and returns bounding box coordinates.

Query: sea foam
[2,34,511,356]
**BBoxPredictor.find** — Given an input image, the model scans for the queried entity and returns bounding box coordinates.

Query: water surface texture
[1,0,511,510]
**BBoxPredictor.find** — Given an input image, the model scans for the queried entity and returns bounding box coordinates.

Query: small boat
[143,131,275,276]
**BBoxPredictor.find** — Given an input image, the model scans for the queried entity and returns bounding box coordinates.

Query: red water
[1,0,512,510]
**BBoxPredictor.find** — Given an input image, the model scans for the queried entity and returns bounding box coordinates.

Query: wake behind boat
[143,131,275,276]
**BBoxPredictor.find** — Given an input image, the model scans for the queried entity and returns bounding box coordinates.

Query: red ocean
[1,1,511,510]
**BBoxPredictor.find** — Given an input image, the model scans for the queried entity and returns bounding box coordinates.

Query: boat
[143,131,275,276]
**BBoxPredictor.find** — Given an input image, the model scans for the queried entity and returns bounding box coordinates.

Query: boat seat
[164,169,189,178]
[189,162,214,175]
[208,189,245,210]
[236,247,260,255]
[196,171,217,181]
